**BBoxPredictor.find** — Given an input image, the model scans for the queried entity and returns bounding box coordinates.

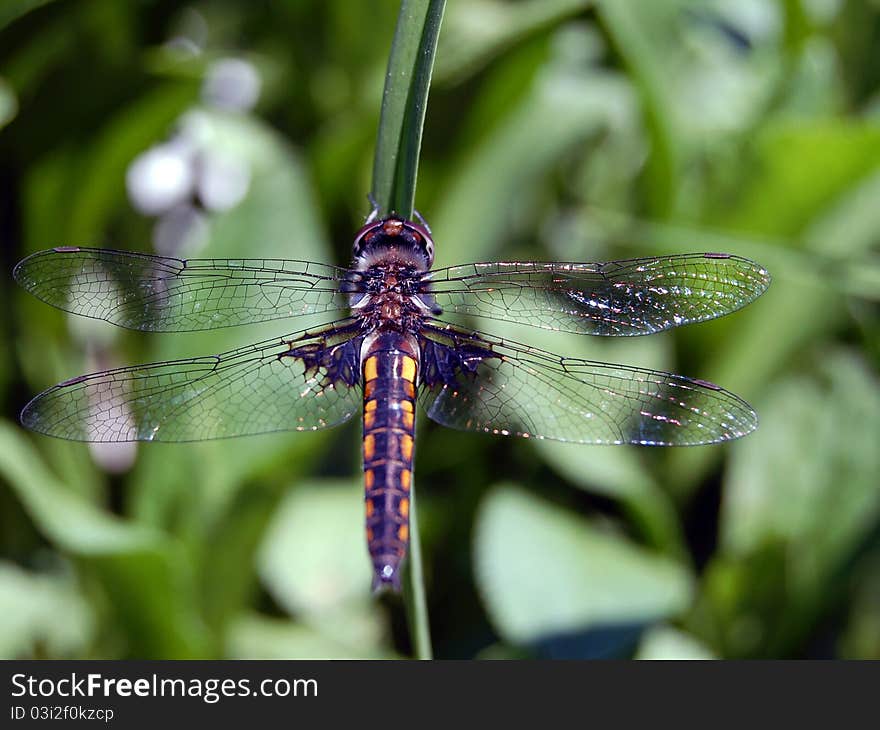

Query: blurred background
[1,0,878,659]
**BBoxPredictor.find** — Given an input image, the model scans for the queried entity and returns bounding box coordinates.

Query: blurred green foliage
[1,0,878,659]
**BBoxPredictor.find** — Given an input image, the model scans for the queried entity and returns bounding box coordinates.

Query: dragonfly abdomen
[361,331,419,592]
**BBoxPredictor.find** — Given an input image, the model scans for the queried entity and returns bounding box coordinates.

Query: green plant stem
[402,483,432,659]
[371,0,445,660]
[371,0,446,220]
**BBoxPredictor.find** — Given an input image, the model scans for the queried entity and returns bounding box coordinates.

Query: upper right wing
[425,253,770,336]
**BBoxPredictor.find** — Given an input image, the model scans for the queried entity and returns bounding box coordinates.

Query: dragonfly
[14,214,770,591]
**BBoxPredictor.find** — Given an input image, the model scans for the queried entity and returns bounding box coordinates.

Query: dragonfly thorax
[352,261,433,332]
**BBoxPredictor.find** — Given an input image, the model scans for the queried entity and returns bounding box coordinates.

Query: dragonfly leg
[365,193,380,224]
[413,209,432,235]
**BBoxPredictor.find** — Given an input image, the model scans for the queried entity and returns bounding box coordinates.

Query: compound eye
[352,224,383,262]
[405,219,434,264]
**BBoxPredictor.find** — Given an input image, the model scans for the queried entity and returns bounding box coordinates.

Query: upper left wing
[14,247,353,332]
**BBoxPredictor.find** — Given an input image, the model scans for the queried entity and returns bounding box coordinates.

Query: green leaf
[666,163,880,499]
[539,435,685,556]
[838,551,880,660]
[722,350,880,592]
[474,485,693,644]
[709,122,880,237]
[0,77,17,129]
[690,351,880,656]
[175,108,331,261]
[433,61,636,266]
[371,0,446,218]
[228,613,397,660]
[196,479,286,635]
[258,481,370,606]
[596,0,687,216]
[0,0,58,30]
[0,561,93,659]
[64,82,199,244]
[257,480,389,653]
[435,0,594,83]
[635,625,715,660]
[0,421,211,657]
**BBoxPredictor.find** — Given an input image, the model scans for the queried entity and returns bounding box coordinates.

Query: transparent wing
[13,247,353,332]
[425,254,770,336]
[21,319,364,442]
[419,323,757,446]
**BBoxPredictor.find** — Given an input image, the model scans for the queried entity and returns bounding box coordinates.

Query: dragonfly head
[353,216,434,270]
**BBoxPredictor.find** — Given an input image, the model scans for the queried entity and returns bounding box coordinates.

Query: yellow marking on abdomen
[400,400,415,429]
[399,498,409,518]
[400,469,411,491]
[364,410,375,429]
[364,356,379,382]
[365,469,374,488]
[400,356,417,383]
[366,499,374,518]
[365,399,378,412]
[398,524,409,542]
[363,434,375,461]
[400,433,414,461]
